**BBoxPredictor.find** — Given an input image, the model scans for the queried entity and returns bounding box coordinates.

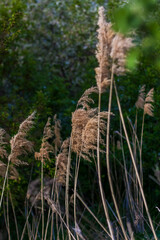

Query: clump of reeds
[0,6,158,240]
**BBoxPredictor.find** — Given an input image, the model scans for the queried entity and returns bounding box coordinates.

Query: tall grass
[0,6,158,240]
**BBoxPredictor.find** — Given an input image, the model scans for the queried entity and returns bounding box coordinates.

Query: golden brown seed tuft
[9,111,36,166]
[144,88,154,117]
[0,161,19,180]
[110,34,134,75]
[0,129,8,159]
[135,85,146,109]
[35,117,54,163]
[55,138,70,185]
[95,7,115,92]
[82,112,111,160]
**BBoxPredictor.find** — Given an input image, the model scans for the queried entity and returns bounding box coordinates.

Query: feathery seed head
[96,7,115,92]
[77,87,98,110]
[9,111,36,166]
[0,161,19,180]
[82,112,111,160]
[71,108,97,155]
[144,88,154,117]
[0,129,8,159]
[110,34,134,75]
[135,85,146,109]
[71,109,90,154]
[35,117,54,163]
[55,138,70,185]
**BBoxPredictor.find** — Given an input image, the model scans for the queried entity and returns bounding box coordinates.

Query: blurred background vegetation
[0,0,160,237]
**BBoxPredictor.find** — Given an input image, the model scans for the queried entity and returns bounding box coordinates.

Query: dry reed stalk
[35,117,54,240]
[114,81,158,240]
[140,88,154,232]
[135,87,154,231]
[96,6,134,240]
[34,213,42,240]
[45,196,76,240]
[21,190,42,240]
[3,197,10,240]
[72,88,100,238]
[65,136,72,240]
[43,115,61,240]
[105,9,133,240]
[54,137,71,239]
[6,181,10,240]
[76,193,111,237]
[73,154,80,240]
[136,86,145,231]
[106,64,128,240]
[135,85,146,228]
[96,7,115,240]
[72,88,98,239]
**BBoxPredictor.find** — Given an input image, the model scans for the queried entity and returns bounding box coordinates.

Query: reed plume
[0,161,19,180]
[35,117,54,162]
[0,112,36,209]
[9,111,36,166]
[82,112,111,159]
[96,6,134,92]
[77,87,98,110]
[55,138,70,185]
[96,7,134,240]
[110,33,134,75]
[35,117,54,240]
[135,85,146,109]
[0,129,8,159]
[144,88,154,117]
[71,86,99,156]
[71,108,97,155]
[95,7,114,92]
